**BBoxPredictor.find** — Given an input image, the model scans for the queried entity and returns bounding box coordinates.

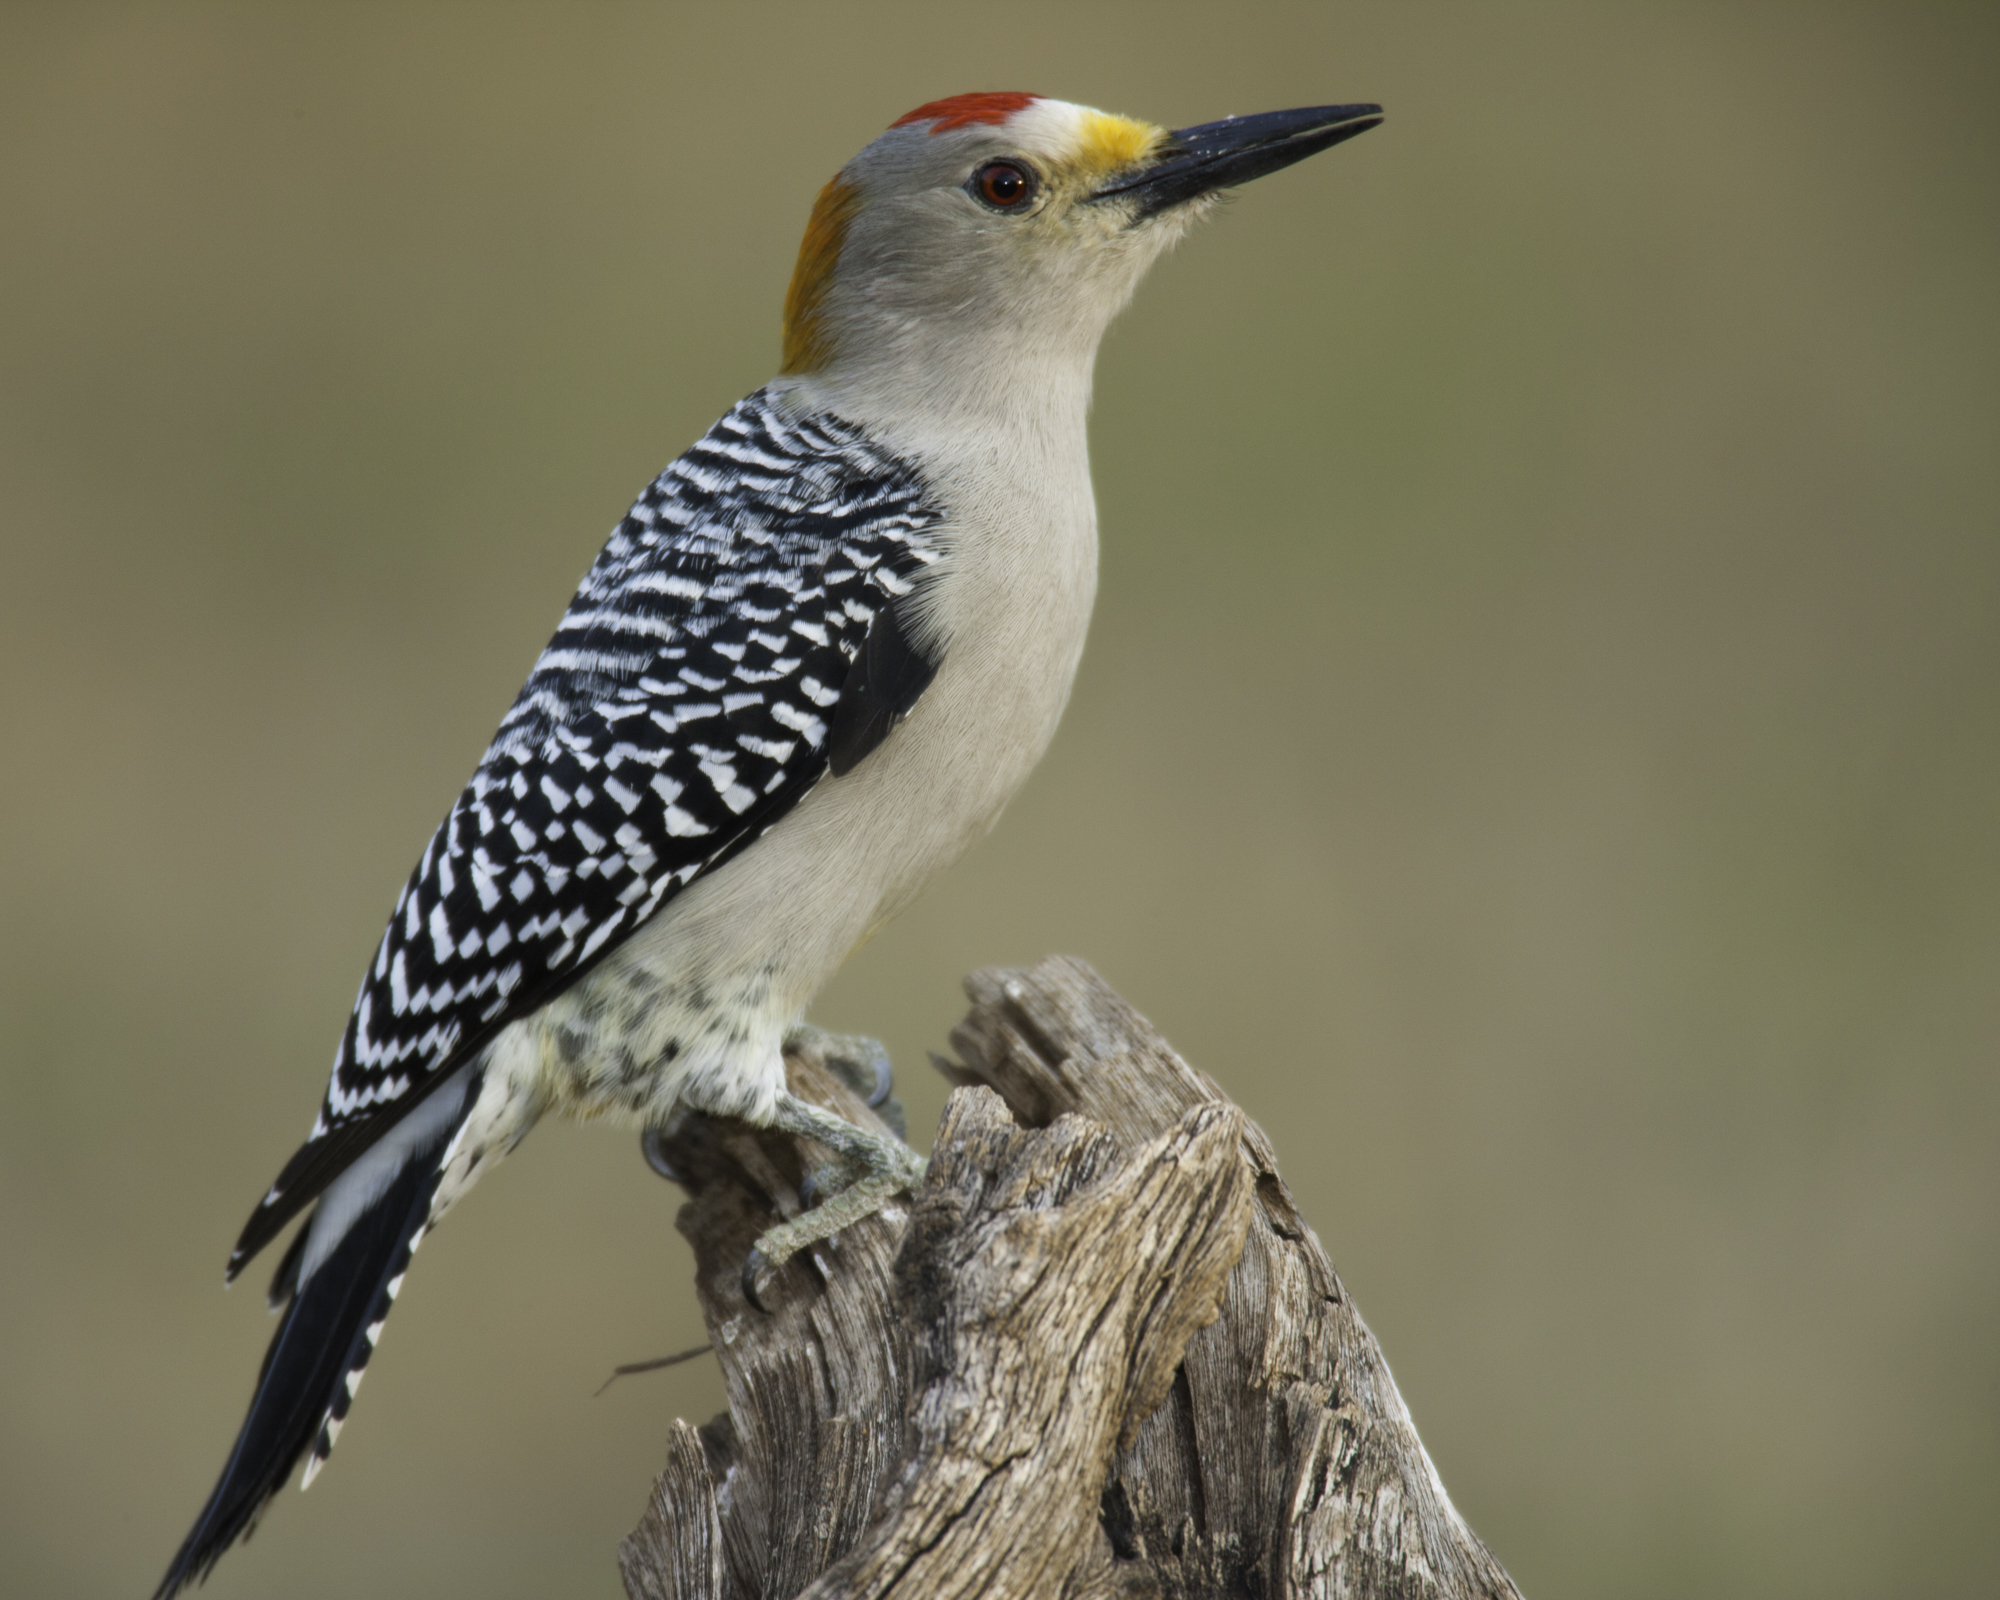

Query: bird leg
[741,1091,927,1308]
[639,1029,922,1306]
[781,1023,905,1207]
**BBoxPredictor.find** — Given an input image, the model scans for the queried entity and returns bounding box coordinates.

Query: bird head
[777,93,1381,415]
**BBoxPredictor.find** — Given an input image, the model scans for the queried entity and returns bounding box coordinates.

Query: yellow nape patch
[781,174,861,375]
[1072,109,1166,182]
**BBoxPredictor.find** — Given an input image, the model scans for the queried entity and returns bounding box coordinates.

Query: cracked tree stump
[621,957,1523,1600]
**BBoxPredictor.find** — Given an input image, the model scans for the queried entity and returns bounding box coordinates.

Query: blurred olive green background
[3,5,1996,1597]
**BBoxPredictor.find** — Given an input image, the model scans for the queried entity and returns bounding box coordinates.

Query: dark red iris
[974,161,1033,209]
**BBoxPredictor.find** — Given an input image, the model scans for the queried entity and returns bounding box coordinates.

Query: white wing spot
[664,806,711,837]
[428,901,454,963]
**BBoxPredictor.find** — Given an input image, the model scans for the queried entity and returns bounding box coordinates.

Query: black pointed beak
[1095,103,1382,217]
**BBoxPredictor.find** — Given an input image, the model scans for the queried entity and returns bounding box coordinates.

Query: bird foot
[740,1091,926,1310]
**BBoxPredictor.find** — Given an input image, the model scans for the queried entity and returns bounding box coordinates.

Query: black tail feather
[153,1149,444,1599]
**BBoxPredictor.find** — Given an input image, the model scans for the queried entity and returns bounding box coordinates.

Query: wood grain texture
[621,958,1523,1600]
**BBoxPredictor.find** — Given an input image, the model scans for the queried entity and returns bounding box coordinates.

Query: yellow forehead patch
[1070,108,1166,182]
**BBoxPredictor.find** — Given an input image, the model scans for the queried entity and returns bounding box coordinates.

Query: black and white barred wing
[229,396,944,1275]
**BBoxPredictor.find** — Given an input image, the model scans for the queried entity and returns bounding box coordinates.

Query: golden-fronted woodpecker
[155,90,1381,1596]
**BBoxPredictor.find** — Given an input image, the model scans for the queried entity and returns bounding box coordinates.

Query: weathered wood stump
[621,957,1523,1600]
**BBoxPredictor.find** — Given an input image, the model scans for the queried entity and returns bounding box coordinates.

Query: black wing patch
[229,393,946,1275]
[826,595,940,776]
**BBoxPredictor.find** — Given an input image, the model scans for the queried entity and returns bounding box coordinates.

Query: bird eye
[972,160,1035,210]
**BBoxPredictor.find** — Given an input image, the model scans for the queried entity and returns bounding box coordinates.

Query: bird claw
[786,1024,895,1107]
[740,1246,773,1314]
[864,1050,894,1108]
[640,1126,682,1184]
